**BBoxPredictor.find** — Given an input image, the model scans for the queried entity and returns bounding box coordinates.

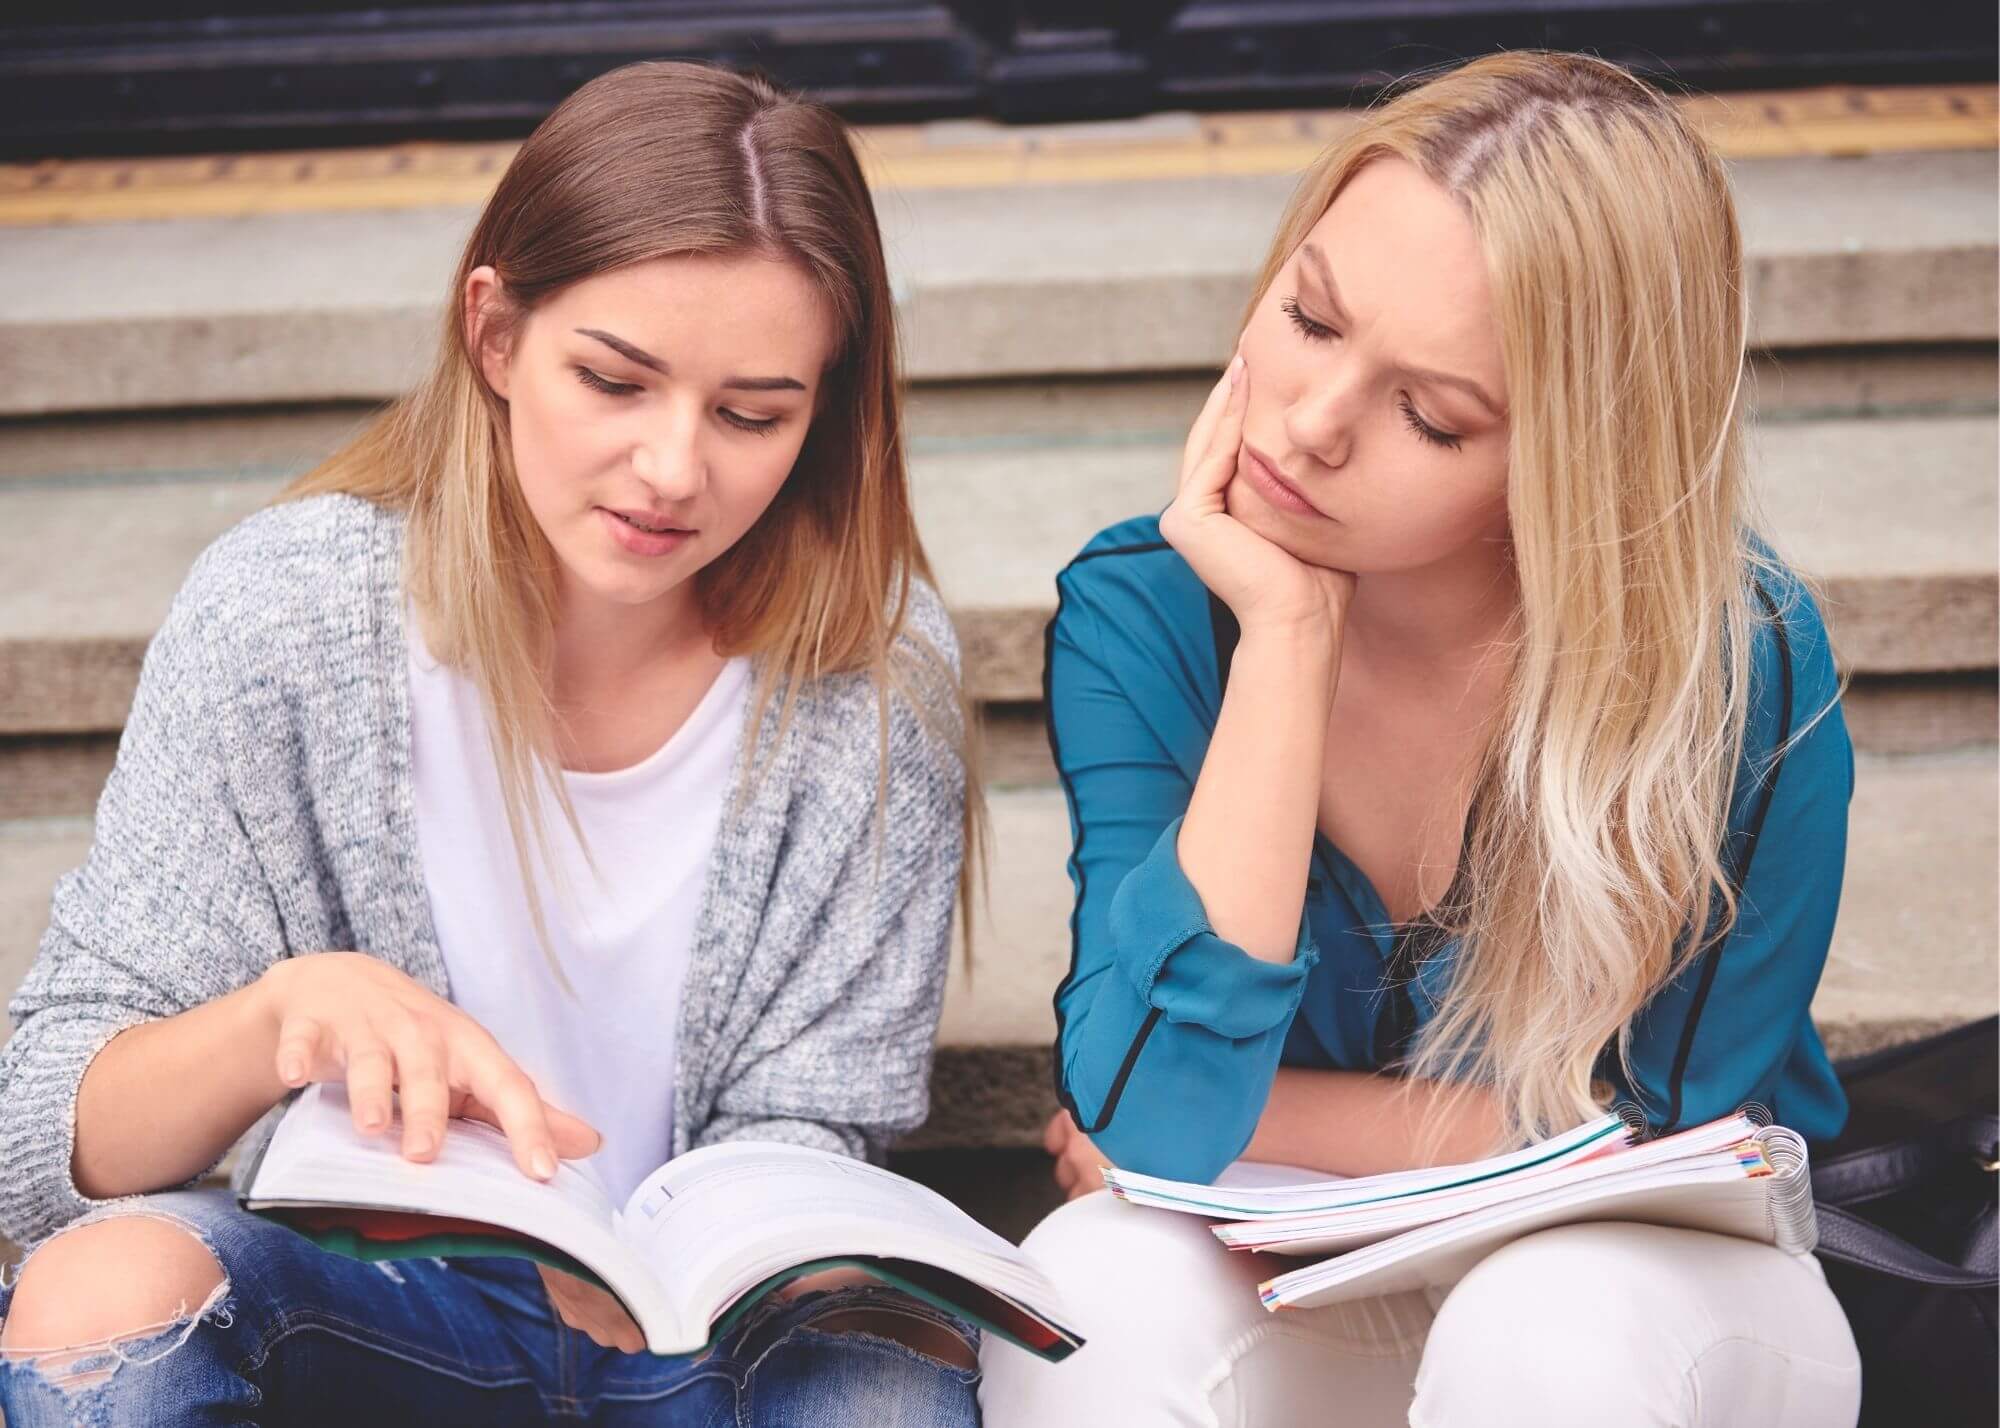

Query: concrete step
[920,412,2000,690]
[0,151,1992,418]
[3,749,1994,1153]
[1,346,1993,491]
[0,413,1992,744]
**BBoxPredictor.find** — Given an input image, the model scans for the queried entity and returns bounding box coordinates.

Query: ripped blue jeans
[0,1189,982,1426]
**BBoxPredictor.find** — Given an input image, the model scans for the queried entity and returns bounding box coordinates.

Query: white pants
[980,1186,1862,1428]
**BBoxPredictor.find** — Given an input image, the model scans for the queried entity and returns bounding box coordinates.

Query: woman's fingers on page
[469,1062,561,1180]
[387,1021,451,1161]
[545,1104,604,1160]
[273,1014,324,1088]
[342,1025,398,1136]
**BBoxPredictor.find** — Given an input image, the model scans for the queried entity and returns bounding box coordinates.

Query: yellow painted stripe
[0,84,1991,227]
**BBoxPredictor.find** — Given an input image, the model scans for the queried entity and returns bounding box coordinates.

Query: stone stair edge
[4,570,1995,739]
[1,405,1996,735]
[0,153,1993,416]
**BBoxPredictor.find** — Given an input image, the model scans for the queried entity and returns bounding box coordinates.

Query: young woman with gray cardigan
[0,61,982,1427]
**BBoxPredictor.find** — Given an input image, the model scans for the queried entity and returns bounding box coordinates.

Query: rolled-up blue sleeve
[1110,822,1319,1037]
[1616,583,1853,1143]
[1049,565,1316,1183]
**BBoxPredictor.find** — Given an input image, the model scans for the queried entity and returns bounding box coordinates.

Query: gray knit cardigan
[0,494,967,1248]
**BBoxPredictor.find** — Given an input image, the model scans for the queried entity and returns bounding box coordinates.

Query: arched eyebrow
[574,328,807,393]
[1297,243,1505,419]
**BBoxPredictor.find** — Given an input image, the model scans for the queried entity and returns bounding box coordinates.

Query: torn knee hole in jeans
[803,1306,979,1371]
[0,1209,235,1395]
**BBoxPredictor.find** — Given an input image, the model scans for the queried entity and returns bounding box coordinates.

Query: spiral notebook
[1102,1111,1817,1312]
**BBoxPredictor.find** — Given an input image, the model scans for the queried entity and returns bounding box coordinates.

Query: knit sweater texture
[0,493,967,1247]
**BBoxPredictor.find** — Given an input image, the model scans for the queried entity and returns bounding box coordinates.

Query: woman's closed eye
[718,409,781,436]
[1398,396,1463,451]
[574,365,642,397]
[1281,298,1465,451]
[573,366,783,435]
[1281,294,1335,343]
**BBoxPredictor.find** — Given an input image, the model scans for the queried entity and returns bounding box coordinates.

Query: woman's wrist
[235,969,295,1106]
[1236,611,1340,662]
[71,977,296,1199]
[1234,615,1342,712]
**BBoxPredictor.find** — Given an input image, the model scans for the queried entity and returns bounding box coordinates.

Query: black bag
[1812,1016,1998,1428]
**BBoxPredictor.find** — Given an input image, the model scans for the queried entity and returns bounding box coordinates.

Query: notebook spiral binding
[1753,1126,1821,1256]
[1608,1099,1776,1141]
[1612,1101,1650,1139]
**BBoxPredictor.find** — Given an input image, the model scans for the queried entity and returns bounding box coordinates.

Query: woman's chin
[557,552,689,610]
[1230,488,1347,571]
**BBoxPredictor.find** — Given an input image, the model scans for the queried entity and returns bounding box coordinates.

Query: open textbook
[238,1083,1082,1360]
[1101,1110,1816,1311]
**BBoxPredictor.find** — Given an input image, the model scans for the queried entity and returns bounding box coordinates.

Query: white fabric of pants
[980,1185,1861,1428]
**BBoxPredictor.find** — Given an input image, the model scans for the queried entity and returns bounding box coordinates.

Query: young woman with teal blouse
[982,51,1861,1428]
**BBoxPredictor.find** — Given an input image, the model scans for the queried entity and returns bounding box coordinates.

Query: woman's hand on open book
[254,952,601,1181]
[1044,1109,1115,1201]
[538,1265,647,1353]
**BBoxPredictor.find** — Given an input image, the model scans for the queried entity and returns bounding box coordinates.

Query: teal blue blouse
[1046,514,1852,1185]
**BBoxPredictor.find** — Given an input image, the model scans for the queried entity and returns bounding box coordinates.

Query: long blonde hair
[287,60,981,965]
[1246,51,1790,1149]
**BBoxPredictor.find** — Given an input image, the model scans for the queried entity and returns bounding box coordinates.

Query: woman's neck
[549,575,713,709]
[1342,534,1518,682]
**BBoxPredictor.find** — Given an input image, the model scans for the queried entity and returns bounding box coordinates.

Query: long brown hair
[287,60,981,967]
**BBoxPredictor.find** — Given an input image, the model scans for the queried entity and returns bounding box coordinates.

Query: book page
[615,1142,1068,1339]
[243,1084,681,1341]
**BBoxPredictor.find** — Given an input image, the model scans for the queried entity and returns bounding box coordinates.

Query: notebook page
[1218,1115,1767,1251]
[1259,1157,1799,1310]
[1103,1112,1632,1217]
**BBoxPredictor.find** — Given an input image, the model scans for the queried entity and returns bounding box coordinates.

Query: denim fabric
[0,1189,981,1426]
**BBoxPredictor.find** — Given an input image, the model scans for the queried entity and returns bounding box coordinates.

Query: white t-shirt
[406,617,751,1203]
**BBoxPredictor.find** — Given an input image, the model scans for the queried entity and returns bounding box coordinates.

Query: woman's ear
[463,265,513,400]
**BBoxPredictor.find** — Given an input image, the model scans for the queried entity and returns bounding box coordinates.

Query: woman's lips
[598,506,695,557]
[1239,445,1328,520]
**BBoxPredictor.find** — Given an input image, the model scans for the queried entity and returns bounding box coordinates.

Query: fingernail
[1227,354,1245,387]
[279,1058,303,1084]
[533,1148,557,1179]
[408,1131,436,1158]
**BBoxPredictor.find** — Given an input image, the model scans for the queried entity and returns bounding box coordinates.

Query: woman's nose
[1283,369,1361,470]
[630,413,707,501]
